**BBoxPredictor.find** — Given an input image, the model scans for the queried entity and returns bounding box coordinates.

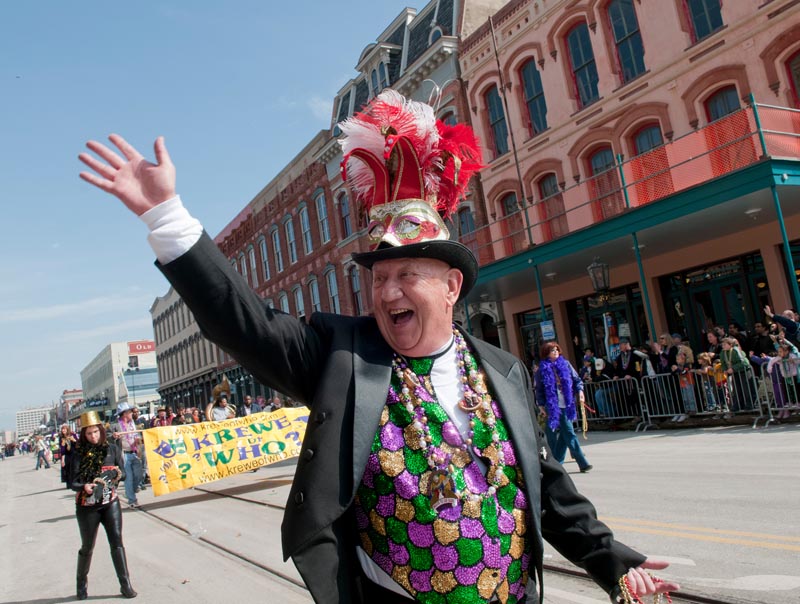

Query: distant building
[16,406,53,437]
[58,388,83,427]
[151,287,220,410]
[71,340,160,423]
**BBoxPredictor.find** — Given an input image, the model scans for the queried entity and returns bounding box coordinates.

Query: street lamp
[126,364,140,409]
[587,257,611,305]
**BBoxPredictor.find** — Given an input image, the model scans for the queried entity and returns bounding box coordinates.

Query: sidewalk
[0,454,310,603]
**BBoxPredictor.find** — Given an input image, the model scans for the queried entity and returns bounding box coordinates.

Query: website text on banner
[141,407,309,496]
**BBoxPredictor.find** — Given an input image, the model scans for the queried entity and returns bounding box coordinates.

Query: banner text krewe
[141,407,308,496]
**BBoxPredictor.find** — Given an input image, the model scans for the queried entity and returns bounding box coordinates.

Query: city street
[2,424,799,603]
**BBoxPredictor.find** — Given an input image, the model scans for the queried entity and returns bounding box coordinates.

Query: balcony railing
[459,104,800,266]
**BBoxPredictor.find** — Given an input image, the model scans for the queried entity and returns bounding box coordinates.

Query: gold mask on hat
[367,199,450,250]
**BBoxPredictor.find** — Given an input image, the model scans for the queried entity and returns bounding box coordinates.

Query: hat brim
[352,240,477,301]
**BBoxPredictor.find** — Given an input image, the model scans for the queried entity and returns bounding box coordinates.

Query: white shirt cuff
[140,195,204,264]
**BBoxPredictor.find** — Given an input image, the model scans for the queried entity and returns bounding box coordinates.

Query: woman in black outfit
[58,424,77,488]
[71,411,137,600]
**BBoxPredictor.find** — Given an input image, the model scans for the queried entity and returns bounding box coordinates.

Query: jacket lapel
[352,323,393,496]
[467,335,543,519]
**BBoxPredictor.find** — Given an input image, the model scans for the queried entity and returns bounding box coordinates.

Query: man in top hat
[79,91,677,603]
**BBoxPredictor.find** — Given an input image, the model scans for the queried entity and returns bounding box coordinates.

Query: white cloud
[307,96,332,122]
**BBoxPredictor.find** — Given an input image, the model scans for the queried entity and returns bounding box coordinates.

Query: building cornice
[317,136,342,164]
[394,37,460,96]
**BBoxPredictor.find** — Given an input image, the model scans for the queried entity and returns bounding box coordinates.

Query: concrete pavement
[3,423,799,604]
[0,454,310,603]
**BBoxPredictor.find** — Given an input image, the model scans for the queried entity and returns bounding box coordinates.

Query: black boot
[110,547,137,598]
[76,550,92,600]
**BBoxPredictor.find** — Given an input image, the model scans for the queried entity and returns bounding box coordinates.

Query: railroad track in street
[133,484,746,604]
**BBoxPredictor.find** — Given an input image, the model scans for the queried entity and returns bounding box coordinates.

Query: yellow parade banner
[141,407,308,496]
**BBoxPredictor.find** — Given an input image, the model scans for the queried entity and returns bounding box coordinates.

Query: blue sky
[0,1,416,432]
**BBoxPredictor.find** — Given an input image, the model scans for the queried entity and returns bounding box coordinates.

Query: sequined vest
[354,355,531,604]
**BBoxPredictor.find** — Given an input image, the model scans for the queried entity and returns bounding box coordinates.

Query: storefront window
[659,253,768,352]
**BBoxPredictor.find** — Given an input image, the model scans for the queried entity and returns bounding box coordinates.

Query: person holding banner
[112,402,143,508]
[79,91,678,604]
[71,411,137,600]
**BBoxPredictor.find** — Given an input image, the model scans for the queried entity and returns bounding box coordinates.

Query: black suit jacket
[159,233,644,603]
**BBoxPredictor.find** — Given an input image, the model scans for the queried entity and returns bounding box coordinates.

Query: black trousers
[76,498,124,555]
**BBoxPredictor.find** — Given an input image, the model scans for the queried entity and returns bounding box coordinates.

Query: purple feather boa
[539,356,577,430]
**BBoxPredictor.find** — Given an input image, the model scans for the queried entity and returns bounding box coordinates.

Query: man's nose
[380,279,402,301]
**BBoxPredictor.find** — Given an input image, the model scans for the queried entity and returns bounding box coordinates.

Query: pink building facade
[457,0,800,366]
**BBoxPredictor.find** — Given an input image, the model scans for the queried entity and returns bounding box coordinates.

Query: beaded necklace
[392,327,507,508]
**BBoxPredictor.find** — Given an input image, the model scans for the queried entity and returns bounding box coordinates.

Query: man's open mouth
[389,309,414,325]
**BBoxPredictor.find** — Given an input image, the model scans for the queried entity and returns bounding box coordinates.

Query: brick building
[456,0,800,367]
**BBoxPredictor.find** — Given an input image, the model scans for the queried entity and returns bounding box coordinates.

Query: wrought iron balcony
[459,103,800,267]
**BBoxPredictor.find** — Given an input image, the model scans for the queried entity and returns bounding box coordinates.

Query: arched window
[309,278,321,313]
[703,85,755,177]
[430,27,442,44]
[630,123,673,205]
[231,258,238,274]
[326,269,341,314]
[498,192,525,256]
[458,207,476,235]
[788,50,800,108]
[588,147,624,220]
[608,0,645,83]
[284,218,298,264]
[379,63,389,89]
[684,0,723,43]
[293,286,305,320]
[440,111,458,126]
[566,23,599,108]
[339,193,352,238]
[299,206,313,254]
[371,69,379,96]
[485,85,509,157]
[278,292,290,314]
[238,254,248,284]
[501,192,518,216]
[271,228,284,273]
[634,124,664,155]
[537,173,568,241]
[316,193,331,243]
[520,59,547,136]
[259,237,271,281]
[248,246,258,287]
[350,266,364,316]
[705,85,740,121]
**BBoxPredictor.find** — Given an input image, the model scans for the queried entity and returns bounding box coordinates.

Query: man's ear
[445,268,463,306]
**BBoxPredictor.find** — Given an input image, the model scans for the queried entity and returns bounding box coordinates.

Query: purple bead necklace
[392,328,507,505]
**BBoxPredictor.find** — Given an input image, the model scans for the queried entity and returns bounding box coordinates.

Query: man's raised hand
[79,134,176,216]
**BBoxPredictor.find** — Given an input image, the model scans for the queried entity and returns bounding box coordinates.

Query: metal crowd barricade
[755,361,800,427]
[583,378,643,426]
[639,365,766,429]
[639,374,686,429]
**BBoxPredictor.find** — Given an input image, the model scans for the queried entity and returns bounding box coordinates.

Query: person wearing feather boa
[70,411,137,600]
[534,342,593,472]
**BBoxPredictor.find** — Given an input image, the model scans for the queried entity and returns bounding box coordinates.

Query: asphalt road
[3,423,798,603]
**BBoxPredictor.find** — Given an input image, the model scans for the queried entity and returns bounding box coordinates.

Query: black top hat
[341,90,483,301]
